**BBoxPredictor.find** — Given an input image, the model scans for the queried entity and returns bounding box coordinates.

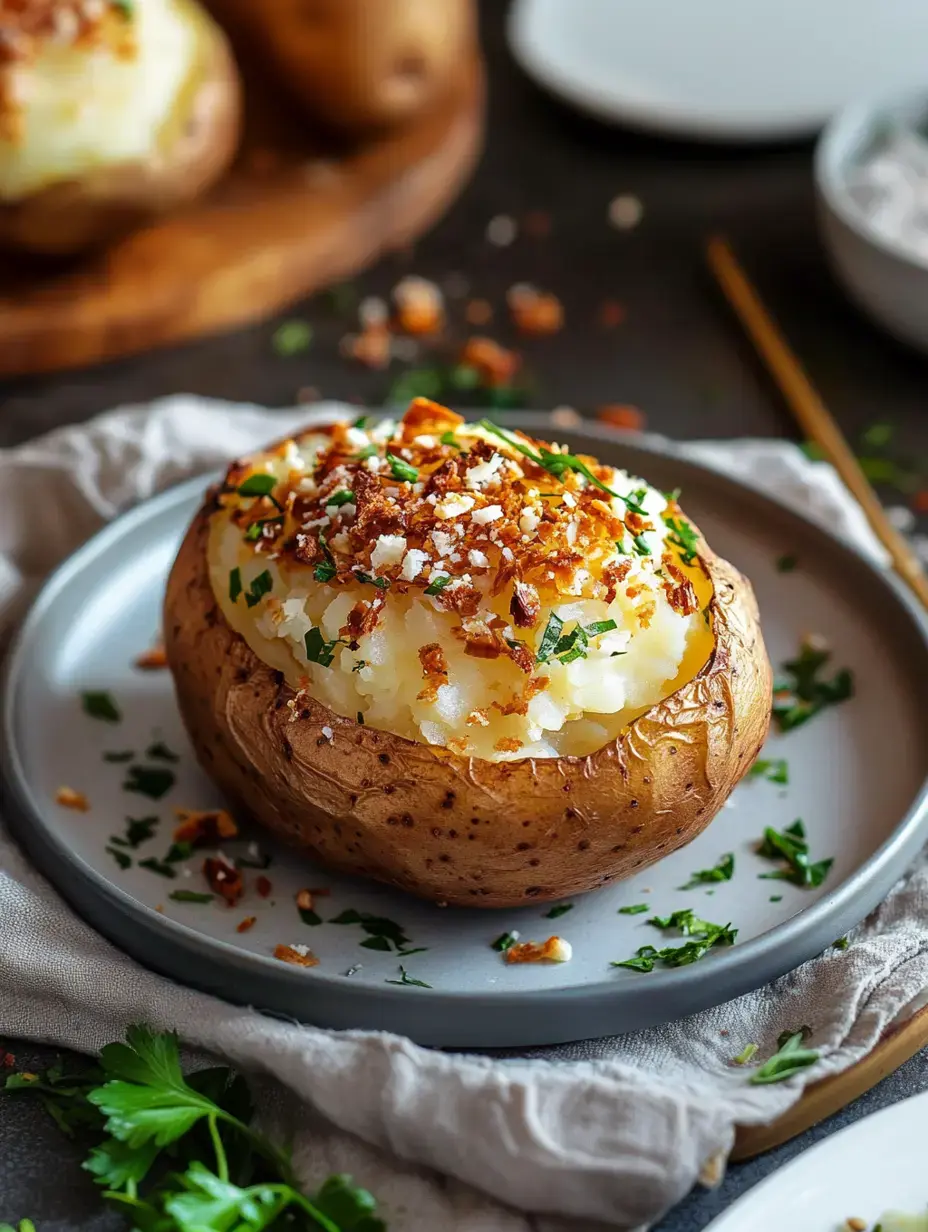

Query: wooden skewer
[706,234,928,612]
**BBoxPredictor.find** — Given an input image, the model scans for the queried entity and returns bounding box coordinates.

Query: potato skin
[0,0,241,256]
[208,0,476,136]
[165,501,772,908]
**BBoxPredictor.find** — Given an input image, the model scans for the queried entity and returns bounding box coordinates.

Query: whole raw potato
[164,410,772,909]
[211,0,476,135]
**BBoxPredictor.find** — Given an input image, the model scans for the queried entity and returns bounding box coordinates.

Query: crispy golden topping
[417,642,448,702]
[274,943,319,968]
[173,808,238,846]
[55,785,89,811]
[505,936,572,964]
[203,857,243,906]
[134,642,168,670]
[236,916,256,934]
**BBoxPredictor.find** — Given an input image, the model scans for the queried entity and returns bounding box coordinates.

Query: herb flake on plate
[776,553,798,573]
[385,965,431,988]
[137,857,177,879]
[612,909,737,972]
[103,750,135,763]
[105,846,131,871]
[618,903,649,915]
[145,741,179,763]
[491,931,519,952]
[757,819,833,888]
[169,891,214,904]
[272,319,313,357]
[81,691,121,723]
[772,637,853,732]
[678,852,734,890]
[123,765,175,801]
[110,815,158,849]
[748,757,789,785]
[545,903,573,919]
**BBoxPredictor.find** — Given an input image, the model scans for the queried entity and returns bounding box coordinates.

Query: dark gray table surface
[3,0,928,1227]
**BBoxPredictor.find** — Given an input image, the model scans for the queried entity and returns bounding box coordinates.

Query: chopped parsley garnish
[169,891,214,904]
[330,909,419,953]
[769,895,783,903]
[314,561,337,583]
[618,903,649,915]
[551,623,587,663]
[353,415,370,429]
[355,572,390,590]
[106,846,131,870]
[103,750,134,763]
[244,570,273,608]
[385,453,419,482]
[545,903,573,919]
[772,638,853,732]
[386,965,432,988]
[478,419,645,510]
[733,1042,759,1065]
[271,319,313,356]
[165,841,193,864]
[535,613,564,663]
[440,430,460,448]
[612,909,736,972]
[664,515,699,565]
[614,538,631,555]
[244,516,283,542]
[137,857,177,878]
[678,852,734,890]
[81,691,121,723]
[749,1028,819,1085]
[356,711,364,725]
[776,553,798,573]
[110,816,158,849]
[491,931,519,952]
[236,473,277,499]
[298,907,323,926]
[352,659,368,673]
[756,819,833,888]
[229,567,242,603]
[833,936,849,950]
[304,627,342,667]
[748,757,789,784]
[145,741,178,763]
[326,489,355,508]
[632,534,651,556]
[425,575,452,595]
[123,765,175,801]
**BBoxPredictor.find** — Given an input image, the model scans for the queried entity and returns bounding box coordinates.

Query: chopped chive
[733,1042,759,1065]
[385,453,419,482]
[244,570,273,608]
[326,489,355,508]
[618,903,649,915]
[491,931,519,952]
[545,903,573,919]
[138,857,177,879]
[535,613,564,663]
[122,765,175,801]
[632,534,651,557]
[103,750,135,763]
[385,965,431,988]
[229,567,242,603]
[237,473,277,498]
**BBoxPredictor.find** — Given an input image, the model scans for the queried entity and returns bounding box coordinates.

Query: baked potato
[165,401,772,908]
[206,0,476,136]
[0,0,241,255]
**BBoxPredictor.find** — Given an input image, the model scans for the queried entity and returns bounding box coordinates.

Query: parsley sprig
[772,638,853,732]
[4,1026,386,1230]
[678,852,734,891]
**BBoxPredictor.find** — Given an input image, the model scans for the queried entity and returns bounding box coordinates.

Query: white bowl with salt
[816,92,928,354]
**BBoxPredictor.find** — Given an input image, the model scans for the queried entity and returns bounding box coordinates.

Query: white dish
[705,1088,928,1230]
[509,0,928,142]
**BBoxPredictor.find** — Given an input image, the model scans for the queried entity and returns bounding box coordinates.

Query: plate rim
[4,418,928,1045]
[703,1085,928,1228]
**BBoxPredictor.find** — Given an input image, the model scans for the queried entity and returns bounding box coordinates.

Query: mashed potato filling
[0,0,198,197]
[208,400,714,761]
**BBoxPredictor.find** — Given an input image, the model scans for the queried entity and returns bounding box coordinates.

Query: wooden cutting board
[0,50,484,378]
[733,1002,928,1158]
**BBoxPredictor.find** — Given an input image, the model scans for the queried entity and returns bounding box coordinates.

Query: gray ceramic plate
[4,420,928,1048]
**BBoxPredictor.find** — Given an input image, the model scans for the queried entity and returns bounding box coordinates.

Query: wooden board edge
[732,1002,928,1160]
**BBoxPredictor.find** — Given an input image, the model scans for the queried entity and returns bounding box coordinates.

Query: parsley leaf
[123,765,175,801]
[663,515,700,564]
[425,575,452,595]
[748,757,789,785]
[756,819,833,888]
[110,816,159,849]
[146,741,179,763]
[535,613,564,663]
[326,489,356,508]
[678,852,734,890]
[82,691,121,723]
[236,473,277,498]
[613,909,737,972]
[106,846,132,870]
[305,627,343,667]
[545,903,573,919]
[772,637,853,732]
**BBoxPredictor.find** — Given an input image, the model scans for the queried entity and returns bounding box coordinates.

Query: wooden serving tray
[0,51,484,378]
[733,1003,928,1158]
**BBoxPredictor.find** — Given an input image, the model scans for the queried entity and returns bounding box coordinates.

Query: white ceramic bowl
[816,92,928,353]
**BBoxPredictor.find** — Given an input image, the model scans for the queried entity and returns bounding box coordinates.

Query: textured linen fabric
[1,396,926,1232]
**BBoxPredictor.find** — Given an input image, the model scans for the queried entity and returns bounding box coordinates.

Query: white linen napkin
[2,395,927,1232]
